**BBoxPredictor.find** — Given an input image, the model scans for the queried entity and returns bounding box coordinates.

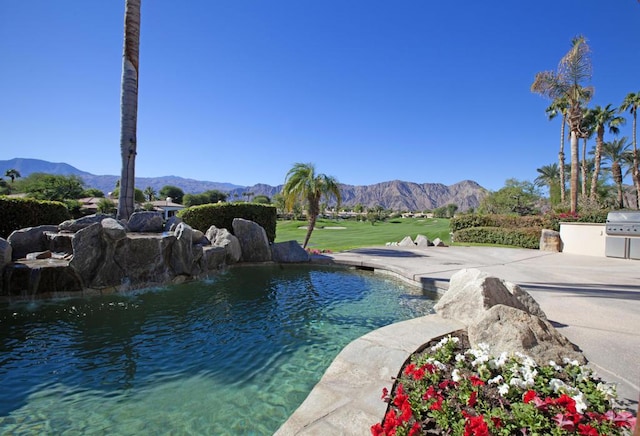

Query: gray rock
[3,259,84,296]
[44,231,73,255]
[0,238,12,293]
[191,229,205,244]
[26,251,52,260]
[415,234,434,247]
[469,305,585,365]
[207,226,242,264]
[271,240,310,263]
[164,215,182,232]
[127,211,163,233]
[434,268,547,325]
[232,218,272,262]
[540,229,562,252]
[8,225,59,260]
[200,246,226,272]
[59,214,111,232]
[115,234,172,285]
[432,238,447,247]
[170,223,195,275]
[398,236,415,247]
[101,218,127,241]
[69,223,105,286]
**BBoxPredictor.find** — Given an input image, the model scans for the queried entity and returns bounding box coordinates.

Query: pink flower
[553,413,576,431]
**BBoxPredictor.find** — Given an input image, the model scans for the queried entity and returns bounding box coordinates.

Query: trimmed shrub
[454,226,541,249]
[179,203,277,242]
[0,196,71,238]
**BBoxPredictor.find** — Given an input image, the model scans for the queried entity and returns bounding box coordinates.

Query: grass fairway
[275,218,451,252]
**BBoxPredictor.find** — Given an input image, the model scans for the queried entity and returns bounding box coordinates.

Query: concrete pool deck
[275,246,640,435]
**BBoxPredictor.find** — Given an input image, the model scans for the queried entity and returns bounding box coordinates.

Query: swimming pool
[0,264,437,435]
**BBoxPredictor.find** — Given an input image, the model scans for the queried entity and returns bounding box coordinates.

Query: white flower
[498,384,510,396]
[572,391,589,414]
[562,357,579,366]
[509,377,526,389]
[451,368,462,382]
[548,360,562,371]
[455,353,466,363]
[549,378,568,393]
[489,352,508,369]
[488,375,504,385]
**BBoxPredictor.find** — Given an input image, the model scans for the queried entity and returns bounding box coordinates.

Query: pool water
[0,265,437,435]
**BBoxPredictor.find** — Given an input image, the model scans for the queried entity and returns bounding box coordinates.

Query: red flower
[439,379,458,390]
[381,387,389,400]
[430,397,444,411]
[490,416,502,428]
[464,415,489,436]
[577,423,600,436]
[393,384,408,408]
[523,390,537,404]
[555,394,577,414]
[423,386,437,401]
[469,375,485,387]
[371,422,384,436]
[400,400,413,422]
[404,364,416,377]
[407,422,421,436]
[468,391,478,407]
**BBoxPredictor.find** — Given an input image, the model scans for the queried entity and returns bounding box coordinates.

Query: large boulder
[0,238,12,293]
[170,222,195,275]
[540,229,562,252]
[101,218,127,241]
[415,234,434,247]
[127,211,163,233]
[7,225,59,260]
[469,305,585,365]
[232,218,272,262]
[115,234,173,285]
[3,259,83,296]
[271,240,310,263]
[59,214,111,232]
[200,246,226,272]
[398,236,415,247]
[434,268,546,325]
[69,223,106,286]
[206,226,242,264]
[45,231,73,255]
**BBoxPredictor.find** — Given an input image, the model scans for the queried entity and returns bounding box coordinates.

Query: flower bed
[372,332,636,436]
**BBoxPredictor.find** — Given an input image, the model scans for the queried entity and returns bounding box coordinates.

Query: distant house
[149,198,185,220]
[78,197,115,214]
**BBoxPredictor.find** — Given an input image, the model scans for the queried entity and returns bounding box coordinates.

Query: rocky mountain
[1,158,488,211]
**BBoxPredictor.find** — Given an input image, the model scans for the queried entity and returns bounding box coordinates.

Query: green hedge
[451,212,608,233]
[453,226,541,249]
[0,197,71,239]
[178,203,277,242]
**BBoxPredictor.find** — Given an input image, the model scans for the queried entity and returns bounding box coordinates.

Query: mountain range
[1,158,488,211]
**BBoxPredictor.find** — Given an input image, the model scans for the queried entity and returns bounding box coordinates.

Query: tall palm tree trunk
[559,114,567,203]
[303,213,317,249]
[581,136,588,200]
[117,0,141,220]
[570,131,580,213]
[590,128,604,200]
[613,162,624,209]
[632,113,640,209]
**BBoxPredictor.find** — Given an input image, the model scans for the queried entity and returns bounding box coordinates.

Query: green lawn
[275,217,451,252]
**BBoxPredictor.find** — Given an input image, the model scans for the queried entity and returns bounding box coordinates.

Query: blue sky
[1,1,639,191]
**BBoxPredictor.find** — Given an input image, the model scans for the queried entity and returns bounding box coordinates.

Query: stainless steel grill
[605,211,640,259]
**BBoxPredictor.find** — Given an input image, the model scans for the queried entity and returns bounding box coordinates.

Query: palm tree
[282,163,341,249]
[579,109,595,200]
[4,169,21,184]
[117,0,142,220]
[620,91,640,208]
[143,186,156,202]
[534,163,561,205]
[545,97,569,202]
[585,104,626,200]
[600,137,631,209]
[531,35,593,213]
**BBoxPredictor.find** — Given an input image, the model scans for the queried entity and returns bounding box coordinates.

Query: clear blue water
[0,265,437,435]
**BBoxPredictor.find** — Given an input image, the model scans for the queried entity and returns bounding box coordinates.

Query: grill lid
[606,211,640,223]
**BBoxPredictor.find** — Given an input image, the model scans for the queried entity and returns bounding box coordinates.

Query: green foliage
[451,214,549,232]
[159,185,185,204]
[97,198,116,214]
[252,195,270,204]
[17,173,85,201]
[81,188,105,198]
[454,226,541,249]
[0,196,71,238]
[179,203,277,242]
[183,190,228,207]
[111,187,146,203]
[433,204,458,218]
[478,179,541,216]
